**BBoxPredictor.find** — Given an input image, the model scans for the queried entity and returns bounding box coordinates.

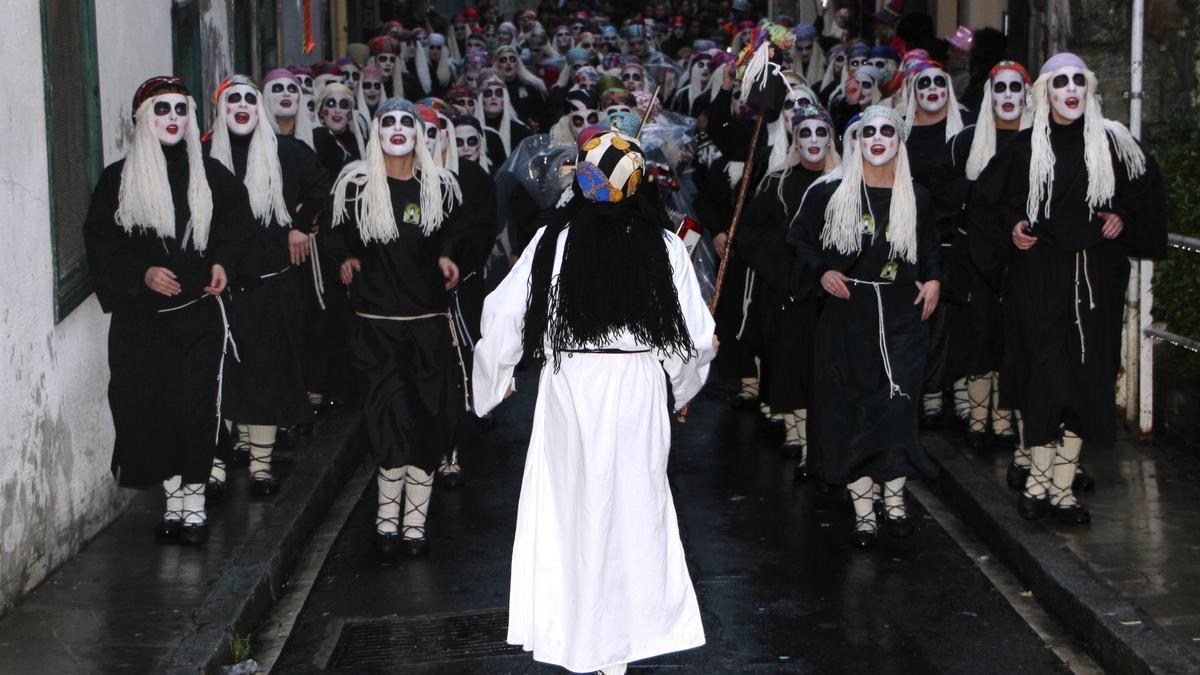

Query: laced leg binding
[953,377,971,421]
[376,467,404,535]
[784,410,808,456]
[882,477,908,521]
[402,466,434,541]
[1050,432,1083,507]
[739,377,760,399]
[1012,416,1030,467]
[437,448,462,477]
[1024,441,1058,499]
[247,424,277,481]
[209,457,226,485]
[163,475,184,522]
[922,391,943,415]
[181,482,207,525]
[848,476,878,534]
[991,374,1016,437]
[965,374,992,434]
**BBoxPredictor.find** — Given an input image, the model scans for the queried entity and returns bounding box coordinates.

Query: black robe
[789,179,943,485]
[322,175,467,471]
[205,133,331,428]
[968,118,1167,449]
[734,167,824,412]
[84,143,253,487]
[482,118,531,173]
[504,78,548,131]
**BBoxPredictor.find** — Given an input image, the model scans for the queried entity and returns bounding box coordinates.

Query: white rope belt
[259,265,291,280]
[735,267,755,340]
[308,232,326,310]
[158,293,240,442]
[355,310,472,411]
[849,279,908,400]
[1073,250,1096,365]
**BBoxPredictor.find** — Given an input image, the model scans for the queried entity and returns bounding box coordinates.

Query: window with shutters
[41,0,102,322]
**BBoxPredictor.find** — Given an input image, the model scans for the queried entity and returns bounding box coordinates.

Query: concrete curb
[924,433,1200,675]
[157,410,364,675]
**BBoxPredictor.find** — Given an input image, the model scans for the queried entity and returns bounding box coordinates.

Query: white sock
[1024,443,1056,499]
[163,475,183,522]
[953,377,971,420]
[966,374,991,434]
[883,476,907,520]
[1012,417,1030,468]
[991,374,1015,436]
[1050,432,1083,507]
[402,466,433,541]
[848,476,877,533]
[739,376,759,398]
[210,457,226,484]
[308,391,323,406]
[922,391,943,414]
[376,467,405,534]
[181,483,207,525]
[248,424,277,479]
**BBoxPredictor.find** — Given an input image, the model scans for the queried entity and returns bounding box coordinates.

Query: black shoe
[1018,494,1049,520]
[1072,467,1095,492]
[375,531,402,560]
[230,449,251,467]
[850,529,877,549]
[440,471,463,488]
[403,537,430,557]
[251,475,280,496]
[730,394,759,411]
[964,432,989,451]
[1051,502,1091,524]
[885,516,915,538]
[206,478,226,503]
[277,426,301,448]
[180,522,210,545]
[1006,462,1030,491]
[793,461,809,482]
[156,519,182,541]
[919,412,944,430]
[993,431,1019,449]
[780,442,803,459]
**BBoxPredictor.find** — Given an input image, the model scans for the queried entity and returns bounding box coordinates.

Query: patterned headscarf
[575,130,645,203]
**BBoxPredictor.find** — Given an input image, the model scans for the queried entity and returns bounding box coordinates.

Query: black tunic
[789,179,943,485]
[483,119,531,173]
[735,167,824,411]
[205,133,331,427]
[84,143,254,487]
[323,176,466,470]
[313,126,361,176]
[504,78,548,131]
[968,118,1167,449]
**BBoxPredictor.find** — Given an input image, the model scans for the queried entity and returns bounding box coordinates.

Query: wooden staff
[678,106,768,422]
[635,84,663,139]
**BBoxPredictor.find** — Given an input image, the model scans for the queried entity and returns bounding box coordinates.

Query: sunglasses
[324,97,352,110]
[363,81,383,91]
[377,54,397,64]
[380,114,416,128]
[498,56,517,65]
[623,72,644,82]
[1051,73,1087,89]
[797,126,829,139]
[345,71,361,81]
[270,82,300,94]
[916,74,948,90]
[571,112,600,127]
[992,80,1024,94]
[153,101,188,117]
[783,97,812,109]
[861,124,896,138]
[453,98,475,108]
[456,135,481,148]
[482,87,505,99]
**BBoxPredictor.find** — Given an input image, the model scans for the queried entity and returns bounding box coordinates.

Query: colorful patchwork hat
[575,130,645,203]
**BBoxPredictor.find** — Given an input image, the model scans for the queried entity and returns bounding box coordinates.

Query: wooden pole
[635,85,663,139]
[678,106,769,422]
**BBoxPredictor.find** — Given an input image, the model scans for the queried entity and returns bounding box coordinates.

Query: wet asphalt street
[270,374,1074,673]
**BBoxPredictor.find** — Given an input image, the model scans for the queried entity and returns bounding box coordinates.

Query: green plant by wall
[1151,111,1200,374]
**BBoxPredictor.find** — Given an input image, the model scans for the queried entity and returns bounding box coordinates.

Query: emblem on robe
[859,213,875,236]
[880,260,899,281]
[402,203,421,225]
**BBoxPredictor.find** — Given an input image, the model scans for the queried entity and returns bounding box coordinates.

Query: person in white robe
[472,129,716,674]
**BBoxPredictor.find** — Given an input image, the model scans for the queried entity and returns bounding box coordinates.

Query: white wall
[0,0,173,614]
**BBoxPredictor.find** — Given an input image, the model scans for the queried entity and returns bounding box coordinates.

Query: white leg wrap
[376,467,405,534]
[883,476,907,520]
[848,476,877,533]
[402,466,434,541]
[966,374,992,434]
[247,424,277,479]
[1050,432,1083,507]
[1024,442,1056,499]
[163,475,184,522]
[922,391,943,414]
[181,483,207,525]
[953,377,971,420]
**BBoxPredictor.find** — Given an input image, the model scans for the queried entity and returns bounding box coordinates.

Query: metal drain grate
[327,608,523,667]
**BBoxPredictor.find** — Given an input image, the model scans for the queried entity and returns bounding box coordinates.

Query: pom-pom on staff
[678,22,794,422]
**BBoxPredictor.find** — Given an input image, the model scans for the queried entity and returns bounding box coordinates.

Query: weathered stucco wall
[0,0,173,615]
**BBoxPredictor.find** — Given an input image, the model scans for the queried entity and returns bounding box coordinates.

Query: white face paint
[691,59,710,86]
[915,66,949,113]
[782,91,814,126]
[375,53,396,78]
[1049,66,1087,122]
[149,93,188,146]
[321,92,354,133]
[554,32,572,50]
[379,111,417,156]
[796,40,814,60]
[621,68,645,90]
[422,117,439,152]
[569,108,603,137]
[455,124,482,162]
[860,114,900,167]
[832,52,846,75]
[854,71,879,104]
[991,70,1027,122]
[267,79,301,118]
[848,54,865,70]
[496,52,518,80]
[340,63,361,94]
[435,114,452,157]
[795,118,831,165]
[481,82,505,116]
[297,74,314,94]
[222,84,259,136]
[604,104,632,117]
[362,76,384,106]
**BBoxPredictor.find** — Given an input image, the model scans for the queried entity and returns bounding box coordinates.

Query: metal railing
[1143,235,1200,356]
